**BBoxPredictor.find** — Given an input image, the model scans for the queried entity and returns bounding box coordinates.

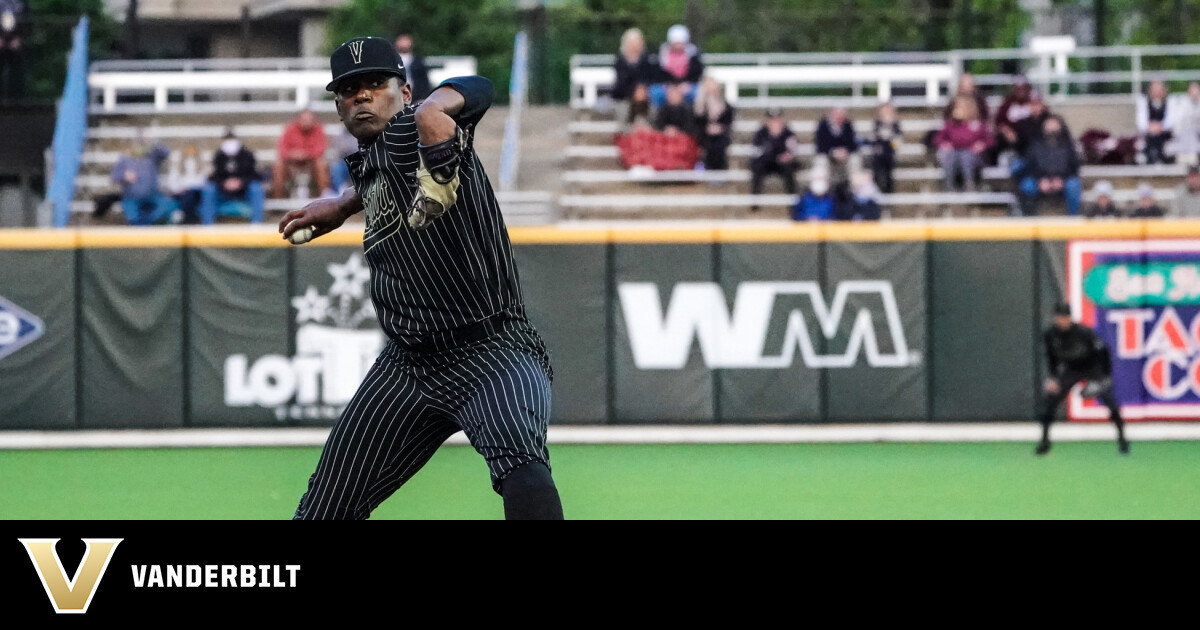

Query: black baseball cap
[1053,301,1072,317]
[327,37,407,92]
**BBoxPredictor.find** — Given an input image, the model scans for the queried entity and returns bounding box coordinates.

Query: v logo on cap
[349,41,365,65]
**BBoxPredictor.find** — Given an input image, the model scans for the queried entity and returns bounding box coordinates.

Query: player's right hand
[279,195,350,243]
[1044,379,1061,395]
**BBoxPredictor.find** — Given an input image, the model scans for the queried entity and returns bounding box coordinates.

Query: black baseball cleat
[1035,441,1052,456]
[1119,440,1131,456]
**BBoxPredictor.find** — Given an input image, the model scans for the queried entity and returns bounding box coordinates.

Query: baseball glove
[409,127,467,230]
[1080,377,1114,399]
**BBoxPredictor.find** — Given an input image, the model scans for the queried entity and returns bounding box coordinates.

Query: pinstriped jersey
[345,77,528,349]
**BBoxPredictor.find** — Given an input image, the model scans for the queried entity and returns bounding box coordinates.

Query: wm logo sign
[619,282,917,370]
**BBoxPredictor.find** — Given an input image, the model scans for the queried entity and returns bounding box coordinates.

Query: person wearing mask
[1084,181,1122,218]
[869,102,902,193]
[838,170,883,221]
[1130,183,1166,218]
[201,131,264,224]
[1020,115,1083,216]
[693,76,734,171]
[394,34,432,102]
[1172,165,1200,217]
[649,24,704,107]
[273,108,330,199]
[167,144,207,224]
[1137,80,1177,165]
[750,108,800,210]
[935,96,993,192]
[613,27,653,128]
[793,169,836,222]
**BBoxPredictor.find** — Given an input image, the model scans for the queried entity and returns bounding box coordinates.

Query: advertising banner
[1069,239,1200,421]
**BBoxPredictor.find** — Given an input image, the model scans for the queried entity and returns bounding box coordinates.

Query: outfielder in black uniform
[1038,302,1130,457]
[281,37,564,520]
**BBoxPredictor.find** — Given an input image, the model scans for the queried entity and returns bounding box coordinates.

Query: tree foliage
[24,0,120,100]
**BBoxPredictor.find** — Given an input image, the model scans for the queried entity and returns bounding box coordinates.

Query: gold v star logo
[19,539,123,615]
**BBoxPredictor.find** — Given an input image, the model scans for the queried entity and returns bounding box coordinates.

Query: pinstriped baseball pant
[293,327,553,521]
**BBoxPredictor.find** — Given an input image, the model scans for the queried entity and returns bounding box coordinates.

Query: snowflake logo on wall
[292,254,376,329]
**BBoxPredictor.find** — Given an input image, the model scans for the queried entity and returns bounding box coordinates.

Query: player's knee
[501,462,563,521]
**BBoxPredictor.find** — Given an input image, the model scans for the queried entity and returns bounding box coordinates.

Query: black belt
[408,316,502,354]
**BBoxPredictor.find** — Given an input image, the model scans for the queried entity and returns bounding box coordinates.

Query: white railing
[88,56,477,114]
[571,63,953,109]
[572,42,1200,108]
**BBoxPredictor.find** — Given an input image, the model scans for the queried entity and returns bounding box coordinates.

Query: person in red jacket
[273,108,331,199]
[936,96,994,192]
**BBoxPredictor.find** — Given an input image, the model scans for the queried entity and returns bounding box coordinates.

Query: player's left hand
[1080,377,1113,399]
[409,127,466,230]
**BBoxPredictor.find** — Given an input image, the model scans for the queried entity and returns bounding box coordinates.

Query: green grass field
[2,442,1198,519]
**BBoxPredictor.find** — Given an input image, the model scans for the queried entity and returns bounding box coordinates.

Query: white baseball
[288,222,315,245]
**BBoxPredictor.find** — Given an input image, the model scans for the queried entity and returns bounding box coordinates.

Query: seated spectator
[1085,181,1122,218]
[1010,92,1053,159]
[936,96,993,192]
[1131,183,1166,218]
[1175,82,1200,167]
[613,28,653,127]
[1137,80,1178,165]
[201,131,264,225]
[166,143,207,224]
[329,126,360,194]
[273,108,330,199]
[649,24,704,108]
[694,76,734,171]
[944,73,989,122]
[615,124,700,172]
[869,102,902,193]
[792,169,835,222]
[1172,165,1200,217]
[1019,115,1082,216]
[837,170,882,222]
[995,77,1034,160]
[750,108,800,205]
[655,82,698,137]
[815,106,861,183]
[111,134,175,226]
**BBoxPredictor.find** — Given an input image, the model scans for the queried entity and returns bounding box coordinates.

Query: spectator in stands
[792,168,835,222]
[1174,82,1200,167]
[273,108,330,200]
[944,73,989,122]
[613,28,654,127]
[815,107,861,184]
[1084,180,1122,218]
[655,81,698,138]
[111,133,175,226]
[694,76,734,172]
[1131,183,1166,218]
[167,143,207,224]
[394,34,432,102]
[750,108,800,208]
[935,96,993,192]
[329,127,360,195]
[1010,91,1053,158]
[201,131,264,225]
[869,102,902,193]
[1171,165,1200,217]
[838,170,882,222]
[0,0,25,100]
[649,24,704,108]
[1019,115,1082,216]
[1137,80,1177,165]
[994,76,1034,160]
